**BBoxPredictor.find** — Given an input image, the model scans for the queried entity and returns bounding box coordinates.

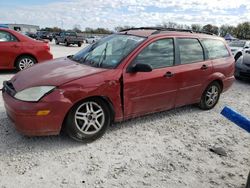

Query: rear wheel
[199,82,221,110]
[78,42,82,47]
[16,56,36,71]
[65,98,111,142]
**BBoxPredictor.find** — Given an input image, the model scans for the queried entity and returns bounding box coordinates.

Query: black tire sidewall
[199,82,221,110]
[65,98,111,142]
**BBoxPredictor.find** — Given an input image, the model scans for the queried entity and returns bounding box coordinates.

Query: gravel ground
[0,43,249,188]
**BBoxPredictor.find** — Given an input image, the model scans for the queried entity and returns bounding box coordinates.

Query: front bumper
[2,89,71,136]
[235,63,250,80]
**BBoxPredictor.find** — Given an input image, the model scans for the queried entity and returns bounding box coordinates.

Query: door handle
[164,71,174,78]
[201,64,208,70]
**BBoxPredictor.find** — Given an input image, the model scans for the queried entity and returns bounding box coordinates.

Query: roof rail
[120,27,215,36]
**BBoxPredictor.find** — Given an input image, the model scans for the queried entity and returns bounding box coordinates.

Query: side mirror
[127,63,153,73]
[244,46,249,49]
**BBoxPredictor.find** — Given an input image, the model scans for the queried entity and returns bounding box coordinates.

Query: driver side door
[123,38,179,119]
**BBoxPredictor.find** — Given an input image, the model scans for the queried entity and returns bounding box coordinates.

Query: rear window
[202,39,230,59]
[177,38,204,64]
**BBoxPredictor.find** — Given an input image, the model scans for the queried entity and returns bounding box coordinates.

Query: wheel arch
[211,79,223,92]
[61,95,115,132]
[14,53,38,68]
[234,52,242,61]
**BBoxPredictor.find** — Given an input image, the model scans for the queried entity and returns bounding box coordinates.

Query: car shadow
[235,78,250,84]
[109,105,200,133]
[0,70,17,75]
[0,104,201,154]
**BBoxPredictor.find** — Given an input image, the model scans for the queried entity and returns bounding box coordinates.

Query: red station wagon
[0,28,53,71]
[2,28,235,142]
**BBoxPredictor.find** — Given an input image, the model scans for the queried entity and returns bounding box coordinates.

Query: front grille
[2,81,16,96]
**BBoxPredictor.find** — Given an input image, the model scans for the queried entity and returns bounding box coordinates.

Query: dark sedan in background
[36,31,53,41]
[235,53,250,80]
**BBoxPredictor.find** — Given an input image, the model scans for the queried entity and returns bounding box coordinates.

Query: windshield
[71,34,145,68]
[229,41,246,47]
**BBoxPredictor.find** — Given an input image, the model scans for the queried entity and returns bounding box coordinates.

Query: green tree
[219,25,236,37]
[202,24,219,35]
[191,24,202,31]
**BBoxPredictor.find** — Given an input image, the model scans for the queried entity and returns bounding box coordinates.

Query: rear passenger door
[174,38,213,107]
[201,39,233,81]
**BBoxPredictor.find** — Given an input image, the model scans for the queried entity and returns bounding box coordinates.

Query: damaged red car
[2,28,235,142]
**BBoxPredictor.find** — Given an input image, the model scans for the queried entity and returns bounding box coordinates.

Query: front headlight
[14,86,55,102]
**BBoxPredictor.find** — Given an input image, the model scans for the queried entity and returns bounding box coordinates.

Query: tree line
[41,21,250,39]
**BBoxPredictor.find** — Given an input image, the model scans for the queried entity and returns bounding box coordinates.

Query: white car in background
[229,40,250,60]
[85,36,101,43]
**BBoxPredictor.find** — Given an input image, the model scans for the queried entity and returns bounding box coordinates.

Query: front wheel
[78,42,82,47]
[65,98,111,142]
[199,82,221,110]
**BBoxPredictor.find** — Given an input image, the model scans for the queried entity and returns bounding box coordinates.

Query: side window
[132,39,174,69]
[0,31,17,42]
[202,39,230,59]
[177,38,204,64]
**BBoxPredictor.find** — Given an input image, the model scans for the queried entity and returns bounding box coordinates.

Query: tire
[246,171,250,188]
[199,82,221,110]
[64,98,111,142]
[66,41,70,46]
[55,40,59,45]
[78,42,82,47]
[16,55,37,71]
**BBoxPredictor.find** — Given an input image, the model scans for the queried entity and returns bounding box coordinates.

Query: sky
[0,0,250,30]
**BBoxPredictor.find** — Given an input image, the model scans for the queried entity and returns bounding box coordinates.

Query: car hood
[11,57,108,91]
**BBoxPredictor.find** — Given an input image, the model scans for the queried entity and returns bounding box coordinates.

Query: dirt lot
[0,43,249,188]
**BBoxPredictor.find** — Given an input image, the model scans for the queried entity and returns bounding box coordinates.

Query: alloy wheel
[205,85,219,107]
[19,58,35,70]
[74,101,105,135]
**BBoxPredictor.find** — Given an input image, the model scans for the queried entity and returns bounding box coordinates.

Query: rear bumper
[2,89,70,136]
[37,51,53,63]
[222,76,235,92]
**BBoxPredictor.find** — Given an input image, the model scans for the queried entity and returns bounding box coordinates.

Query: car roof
[119,28,223,40]
[0,28,37,42]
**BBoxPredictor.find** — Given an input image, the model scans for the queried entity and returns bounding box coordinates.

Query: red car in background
[0,28,53,71]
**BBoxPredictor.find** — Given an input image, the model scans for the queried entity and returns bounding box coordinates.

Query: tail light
[44,42,50,51]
